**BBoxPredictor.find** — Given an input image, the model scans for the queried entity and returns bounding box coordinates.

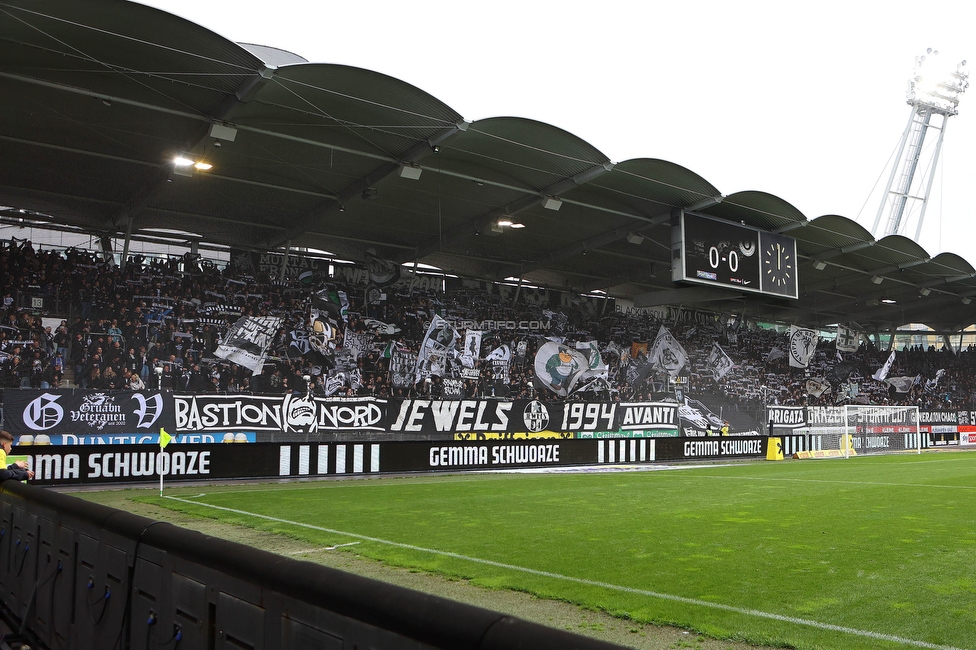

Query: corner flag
[158,428,172,496]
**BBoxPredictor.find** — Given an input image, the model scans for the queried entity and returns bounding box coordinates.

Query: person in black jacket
[0,431,33,481]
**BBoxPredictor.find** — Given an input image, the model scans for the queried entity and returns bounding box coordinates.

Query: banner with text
[2,389,174,437]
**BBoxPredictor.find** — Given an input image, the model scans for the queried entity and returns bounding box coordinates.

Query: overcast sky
[141,0,975,259]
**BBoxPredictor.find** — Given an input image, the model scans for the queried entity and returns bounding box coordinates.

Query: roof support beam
[395,161,615,265]
[267,122,469,250]
[505,196,723,281]
[109,67,278,230]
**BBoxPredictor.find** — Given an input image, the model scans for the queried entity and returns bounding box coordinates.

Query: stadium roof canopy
[3,0,976,336]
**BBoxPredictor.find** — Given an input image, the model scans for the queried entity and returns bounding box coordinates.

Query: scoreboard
[672,211,798,299]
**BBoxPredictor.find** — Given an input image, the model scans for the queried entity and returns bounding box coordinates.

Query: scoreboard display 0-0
[672,211,798,299]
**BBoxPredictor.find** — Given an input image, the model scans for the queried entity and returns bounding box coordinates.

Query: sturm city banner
[2,390,174,437]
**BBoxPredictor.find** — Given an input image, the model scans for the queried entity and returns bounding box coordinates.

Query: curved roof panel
[2,0,976,333]
[710,191,807,231]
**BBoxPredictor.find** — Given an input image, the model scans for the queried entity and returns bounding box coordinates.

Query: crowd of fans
[1,237,975,414]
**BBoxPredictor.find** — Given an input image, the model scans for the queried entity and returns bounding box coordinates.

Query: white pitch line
[163,496,967,650]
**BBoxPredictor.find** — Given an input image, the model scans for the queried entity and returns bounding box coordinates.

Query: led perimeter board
[672,211,798,299]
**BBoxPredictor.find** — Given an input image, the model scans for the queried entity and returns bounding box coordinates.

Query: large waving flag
[214,315,282,375]
[788,325,818,368]
[534,341,589,397]
[871,350,896,382]
[835,325,859,353]
[576,340,608,380]
[705,343,734,380]
[415,315,460,381]
[648,326,687,378]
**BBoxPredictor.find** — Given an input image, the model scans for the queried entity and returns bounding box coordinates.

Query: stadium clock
[672,211,798,299]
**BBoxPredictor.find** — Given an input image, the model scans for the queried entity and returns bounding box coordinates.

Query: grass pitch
[126,452,976,650]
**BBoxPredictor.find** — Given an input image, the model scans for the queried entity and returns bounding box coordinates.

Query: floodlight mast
[872,49,969,240]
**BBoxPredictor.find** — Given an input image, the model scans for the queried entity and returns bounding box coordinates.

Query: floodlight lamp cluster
[908,48,969,115]
[173,155,212,175]
[491,216,525,234]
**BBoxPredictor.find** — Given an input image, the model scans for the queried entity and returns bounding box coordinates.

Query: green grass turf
[123,452,976,650]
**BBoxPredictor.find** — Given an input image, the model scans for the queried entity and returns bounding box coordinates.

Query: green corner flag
[160,428,173,449]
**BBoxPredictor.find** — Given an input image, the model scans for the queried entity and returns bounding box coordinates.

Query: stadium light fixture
[919,287,931,296]
[542,196,563,211]
[173,155,212,174]
[881,297,897,304]
[871,275,884,284]
[399,164,422,180]
[209,122,238,142]
[812,260,827,271]
[495,215,525,230]
[909,49,969,116]
[626,233,645,245]
[963,297,972,305]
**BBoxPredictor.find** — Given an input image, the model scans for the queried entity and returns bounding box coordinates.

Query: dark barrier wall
[0,480,630,650]
[18,437,771,486]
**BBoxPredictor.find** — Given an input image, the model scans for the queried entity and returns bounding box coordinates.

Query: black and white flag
[649,325,687,378]
[415,315,460,381]
[835,325,859,353]
[214,315,282,375]
[788,325,818,369]
[366,252,401,287]
[925,368,946,392]
[871,350,896,382]
[705,343,734,380]
[460,330,483,368]
[885,376,918,394]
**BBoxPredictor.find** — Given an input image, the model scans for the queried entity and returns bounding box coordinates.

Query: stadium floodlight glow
[909,49,969,116]
[881,297,897,304]
[173,156,212,173]
[495,217,525,230]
